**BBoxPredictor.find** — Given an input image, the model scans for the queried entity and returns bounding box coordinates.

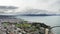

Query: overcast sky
[0,0,60,14]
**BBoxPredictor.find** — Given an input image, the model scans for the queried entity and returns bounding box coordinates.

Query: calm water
[17,16,60,34]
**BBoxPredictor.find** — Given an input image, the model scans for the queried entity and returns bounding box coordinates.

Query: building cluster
[0,15,53,34]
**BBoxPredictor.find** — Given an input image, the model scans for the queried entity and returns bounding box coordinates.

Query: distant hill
[21,14,58,16]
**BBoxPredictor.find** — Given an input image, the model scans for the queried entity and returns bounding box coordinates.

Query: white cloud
[0,0,60,14]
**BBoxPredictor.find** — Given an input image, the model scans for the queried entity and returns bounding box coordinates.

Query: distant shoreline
[20,14,60,16]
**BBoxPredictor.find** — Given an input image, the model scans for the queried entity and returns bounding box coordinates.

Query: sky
[0,0,60,14]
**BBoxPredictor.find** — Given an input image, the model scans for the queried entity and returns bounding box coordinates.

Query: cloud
[0,6,18,15]
[48,0,60,12]
[0,0,60,14]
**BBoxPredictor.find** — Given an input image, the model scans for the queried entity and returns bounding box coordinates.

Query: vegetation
[1,20,50,34]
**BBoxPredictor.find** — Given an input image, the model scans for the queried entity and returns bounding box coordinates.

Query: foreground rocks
[0,20,53,34]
